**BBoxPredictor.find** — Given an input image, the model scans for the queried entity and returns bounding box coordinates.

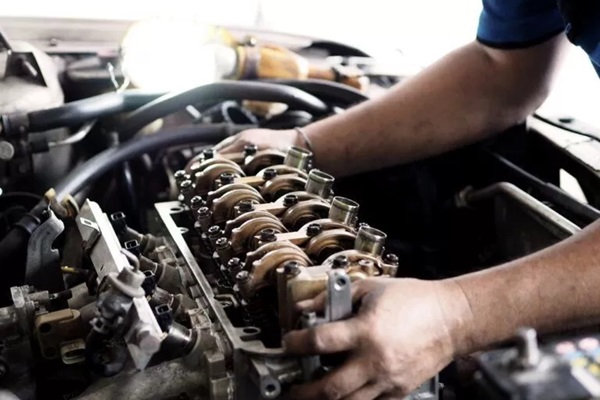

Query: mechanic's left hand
[283,277,469,400]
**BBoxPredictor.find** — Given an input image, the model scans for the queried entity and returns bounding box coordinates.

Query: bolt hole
[170,206,185,214]
[243,327,260,335]
[264,383,278,397]
[39,323,52,334]
[559,117,574,124]
[334,277,347,291]
[179,227,189,234]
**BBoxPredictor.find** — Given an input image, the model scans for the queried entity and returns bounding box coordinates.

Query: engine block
[0,145,437,400]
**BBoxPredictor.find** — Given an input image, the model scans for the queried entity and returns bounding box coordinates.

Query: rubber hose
[0,226,33,305]
[51,123,249,205]
[116,81,328,140]
[265,79,369,105]
[27,90,165,133]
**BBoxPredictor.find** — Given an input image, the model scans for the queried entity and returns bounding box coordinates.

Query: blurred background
[3,0,600,125]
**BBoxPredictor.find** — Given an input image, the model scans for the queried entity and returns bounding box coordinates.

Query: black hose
[116,81,328,140]
[27,90,165,133]
[51,123,249,205]
[0,225,33,305]
[265,79,369,106]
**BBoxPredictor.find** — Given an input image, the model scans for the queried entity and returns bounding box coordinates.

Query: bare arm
[448,218,600,356]
[305,35,567,176]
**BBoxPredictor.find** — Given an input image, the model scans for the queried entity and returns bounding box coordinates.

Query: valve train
[0,145,437,400]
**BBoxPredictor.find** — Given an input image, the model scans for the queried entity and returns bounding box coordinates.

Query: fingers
[288,357,370,400]
[342,382,387,400]
[283,319,362,355]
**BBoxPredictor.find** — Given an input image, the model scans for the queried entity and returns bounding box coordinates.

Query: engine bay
[1,16,600,400]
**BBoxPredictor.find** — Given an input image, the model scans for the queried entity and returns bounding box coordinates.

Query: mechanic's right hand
[213,128,301,154]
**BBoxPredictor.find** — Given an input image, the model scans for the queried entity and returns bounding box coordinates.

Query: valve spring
[244,293,280,347]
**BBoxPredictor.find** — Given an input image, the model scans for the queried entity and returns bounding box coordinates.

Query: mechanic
[216,1,600,399]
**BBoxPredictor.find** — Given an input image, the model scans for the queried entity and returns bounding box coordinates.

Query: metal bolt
[197,207,210,219]
[208,225,221,238]
[263,168,277,180]
[180,180,194,203]
[216,237,229,249]
[306,223,322,237]
[283,194,299,207]
[383,253,399,266]
[190,196,204,211]
[220,172,235,185]
[180,179,193,191]
[283,261,301,276]
[244,144,258,156]
[203,149,215,159]
[174,170,188,184]
[332,255,349,269]
[238,200,255,213]
[227,257,242,270]
[260,228,277,243]
[236,270,250,283]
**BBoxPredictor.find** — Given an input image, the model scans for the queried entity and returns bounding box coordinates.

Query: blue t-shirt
[477,0,600,75]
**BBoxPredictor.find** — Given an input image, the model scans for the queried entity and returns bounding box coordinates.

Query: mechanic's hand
[283,278,464,400]
[213,128,301,154]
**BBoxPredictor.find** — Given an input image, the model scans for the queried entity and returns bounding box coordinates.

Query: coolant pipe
[458,182,581,236]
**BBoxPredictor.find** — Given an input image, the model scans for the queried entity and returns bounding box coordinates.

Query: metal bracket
[301,269,352,380]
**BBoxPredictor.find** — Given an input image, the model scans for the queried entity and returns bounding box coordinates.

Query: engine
[1,15,600,400]
[0,145,438,399]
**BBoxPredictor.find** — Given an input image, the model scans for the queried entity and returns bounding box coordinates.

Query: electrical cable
[116,81,328,140]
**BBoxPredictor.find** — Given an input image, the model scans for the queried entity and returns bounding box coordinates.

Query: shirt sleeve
[477,0,566,49]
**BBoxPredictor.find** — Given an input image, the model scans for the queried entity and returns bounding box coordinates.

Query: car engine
[1,16,600,400]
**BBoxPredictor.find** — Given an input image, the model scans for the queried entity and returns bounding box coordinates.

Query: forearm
[445,219,600,357]
[304,36,566,177]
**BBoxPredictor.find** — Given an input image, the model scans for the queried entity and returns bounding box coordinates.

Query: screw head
[306,223,322,237]
[283,194,299,207]
[332,255,349,269]
[283,261,301,276]
[190,196,204,209]
[197,206,210,218]
[208,225,220,237]
[220,172,235,184]
[260,228,277,242]
[228,257,241,269]
[244,144,258,156]
[383,253,399,266]
[216,237,229,249]
[174,170,187,182]
[203,149,215,159]
[238,199,255,212]
[263,168,277,180]
[180,180,193,191]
